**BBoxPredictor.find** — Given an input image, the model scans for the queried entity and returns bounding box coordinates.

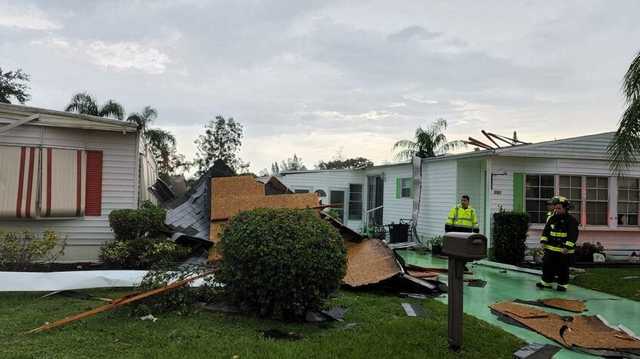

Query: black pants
[541,250,571,285]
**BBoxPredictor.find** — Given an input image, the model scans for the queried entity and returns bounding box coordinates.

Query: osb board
[212,176,265,201]
[564,316,640,350]
[491,301,640,351]
[343,239,401,287]
[539,298,586,313]
[211,193,319,221]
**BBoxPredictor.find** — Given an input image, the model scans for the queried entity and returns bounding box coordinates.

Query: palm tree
[127,106,158,130]
[608,51,640,173]
[64,92,125,120]
[394,119,465,160]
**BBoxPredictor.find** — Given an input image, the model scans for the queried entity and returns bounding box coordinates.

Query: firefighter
[536,196,579,291]
[445,195,479,233]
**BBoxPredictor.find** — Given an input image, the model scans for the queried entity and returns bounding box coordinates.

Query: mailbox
[442,232,488,351]
[442,232,487,260]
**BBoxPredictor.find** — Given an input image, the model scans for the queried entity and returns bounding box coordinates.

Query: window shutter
[396,177,401,199]
[85,151,103,216]
[0,146,39,218]
[513,173,524,212]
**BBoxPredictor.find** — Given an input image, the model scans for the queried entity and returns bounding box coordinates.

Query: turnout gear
[445,205,479,233]
[538,212,579,288]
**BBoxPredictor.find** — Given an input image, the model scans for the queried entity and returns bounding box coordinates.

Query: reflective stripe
[539,280,552,287]
[550,231,568,238]
[543,244,575,254]
[565,241,575,248]
[540,236,548,242]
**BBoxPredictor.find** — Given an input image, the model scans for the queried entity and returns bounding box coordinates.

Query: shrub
[493,210,529,265]
[0,230,66,270]
[100,239,191,269]
[575,242,605,262]
[219,208,347,320]
[108,201,166,241]
[429,235,443,254]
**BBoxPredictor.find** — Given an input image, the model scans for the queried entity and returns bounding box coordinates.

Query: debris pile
[491,301,640,358]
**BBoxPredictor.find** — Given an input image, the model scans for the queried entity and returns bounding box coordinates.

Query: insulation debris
[513,343,561,359]
[401,302,426,317]
[490,301,640,356]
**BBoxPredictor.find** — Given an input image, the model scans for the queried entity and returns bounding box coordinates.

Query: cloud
[0,3,62,30]
[32,37,171,74]
[86,41,171,74]
[388,25,441,42]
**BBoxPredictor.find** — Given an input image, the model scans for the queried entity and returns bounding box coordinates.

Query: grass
[0,289,524,359]
[572,267,640,300]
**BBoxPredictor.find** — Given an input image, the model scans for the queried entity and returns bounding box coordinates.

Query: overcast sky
[1,0,639,173]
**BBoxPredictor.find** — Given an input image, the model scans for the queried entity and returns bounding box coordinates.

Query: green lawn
[0,289,524,359]
[573,267,640,300]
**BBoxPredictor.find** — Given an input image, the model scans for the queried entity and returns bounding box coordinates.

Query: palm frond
[623,51,640,102]
[142,106,158,122]
[442,140,467,153]
[430,118,447,134]
[394,149,416,161]
[99,100,125,120]
[64,92,99,115]
[609,98,640,174]
[393,139,417,150]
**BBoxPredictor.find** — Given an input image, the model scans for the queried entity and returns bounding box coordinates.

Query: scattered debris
[401,303,426,317]
[623,276,640,280]
[513,343,562,359]
[399,293,428,300]
[321,307,347,322]
[465,279,487,288]
[490,301,640,357]
[514,298,587,313]
[140,314,158,322]
[262,329,304,341]
[305,311,326,323]
[27,270,215,334]
[405,264,473,275]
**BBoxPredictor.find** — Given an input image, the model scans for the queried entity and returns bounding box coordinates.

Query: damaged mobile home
[0,103,158,261]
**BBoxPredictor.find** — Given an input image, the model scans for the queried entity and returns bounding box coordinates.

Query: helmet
[550,195,570,208]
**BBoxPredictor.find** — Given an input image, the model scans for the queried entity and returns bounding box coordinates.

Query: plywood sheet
[212,192,319,220]
[343,239,402,287]
[539,298,586,313]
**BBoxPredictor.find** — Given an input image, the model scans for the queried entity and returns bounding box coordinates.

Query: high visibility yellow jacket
[540,213,579,254]
[445,205,479,233]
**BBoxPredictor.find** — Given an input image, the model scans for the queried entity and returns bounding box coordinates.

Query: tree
[317,157,374,170]
[0,67,30,104]
[194,115,244,175]
[127,106,157,130]
[144,128,189,179]
[279,154,307,172]
[64,92,125,120]
[608,51,640,173]
[393,119,464,160]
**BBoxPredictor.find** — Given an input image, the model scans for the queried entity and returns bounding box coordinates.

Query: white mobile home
[0,103,157,261]
[280,132,640,258]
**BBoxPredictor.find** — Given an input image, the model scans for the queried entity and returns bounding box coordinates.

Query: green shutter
[396,178,401,199]
[513,173,524,212]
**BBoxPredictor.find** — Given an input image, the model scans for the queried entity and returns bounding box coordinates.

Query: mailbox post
[442,232,487,351]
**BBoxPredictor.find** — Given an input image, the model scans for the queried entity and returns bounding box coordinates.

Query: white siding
[0,124,138,261]
[417,160,458,241]
[279,170,365,230]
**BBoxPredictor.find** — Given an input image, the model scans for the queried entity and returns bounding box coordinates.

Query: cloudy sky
[1,0,639,173]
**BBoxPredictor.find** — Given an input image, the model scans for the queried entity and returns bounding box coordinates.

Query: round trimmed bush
[218,208,347,320]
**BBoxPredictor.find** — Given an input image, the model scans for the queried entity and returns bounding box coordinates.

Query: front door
[367,175,384,225]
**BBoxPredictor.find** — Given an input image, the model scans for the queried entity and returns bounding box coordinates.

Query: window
[586,176,608,225]
[525,174,554,223]
[618,177,639,226]
[348,184,363,220]
[0,145,102,219]
[400,178,412,198]
[559,175,582,220]
[294,189,309,193]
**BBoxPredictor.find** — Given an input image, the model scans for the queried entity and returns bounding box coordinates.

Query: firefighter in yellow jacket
[536,196,579,292]
[445,195,479,233]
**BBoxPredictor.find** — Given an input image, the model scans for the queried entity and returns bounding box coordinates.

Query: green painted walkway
[398,250,640,359]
